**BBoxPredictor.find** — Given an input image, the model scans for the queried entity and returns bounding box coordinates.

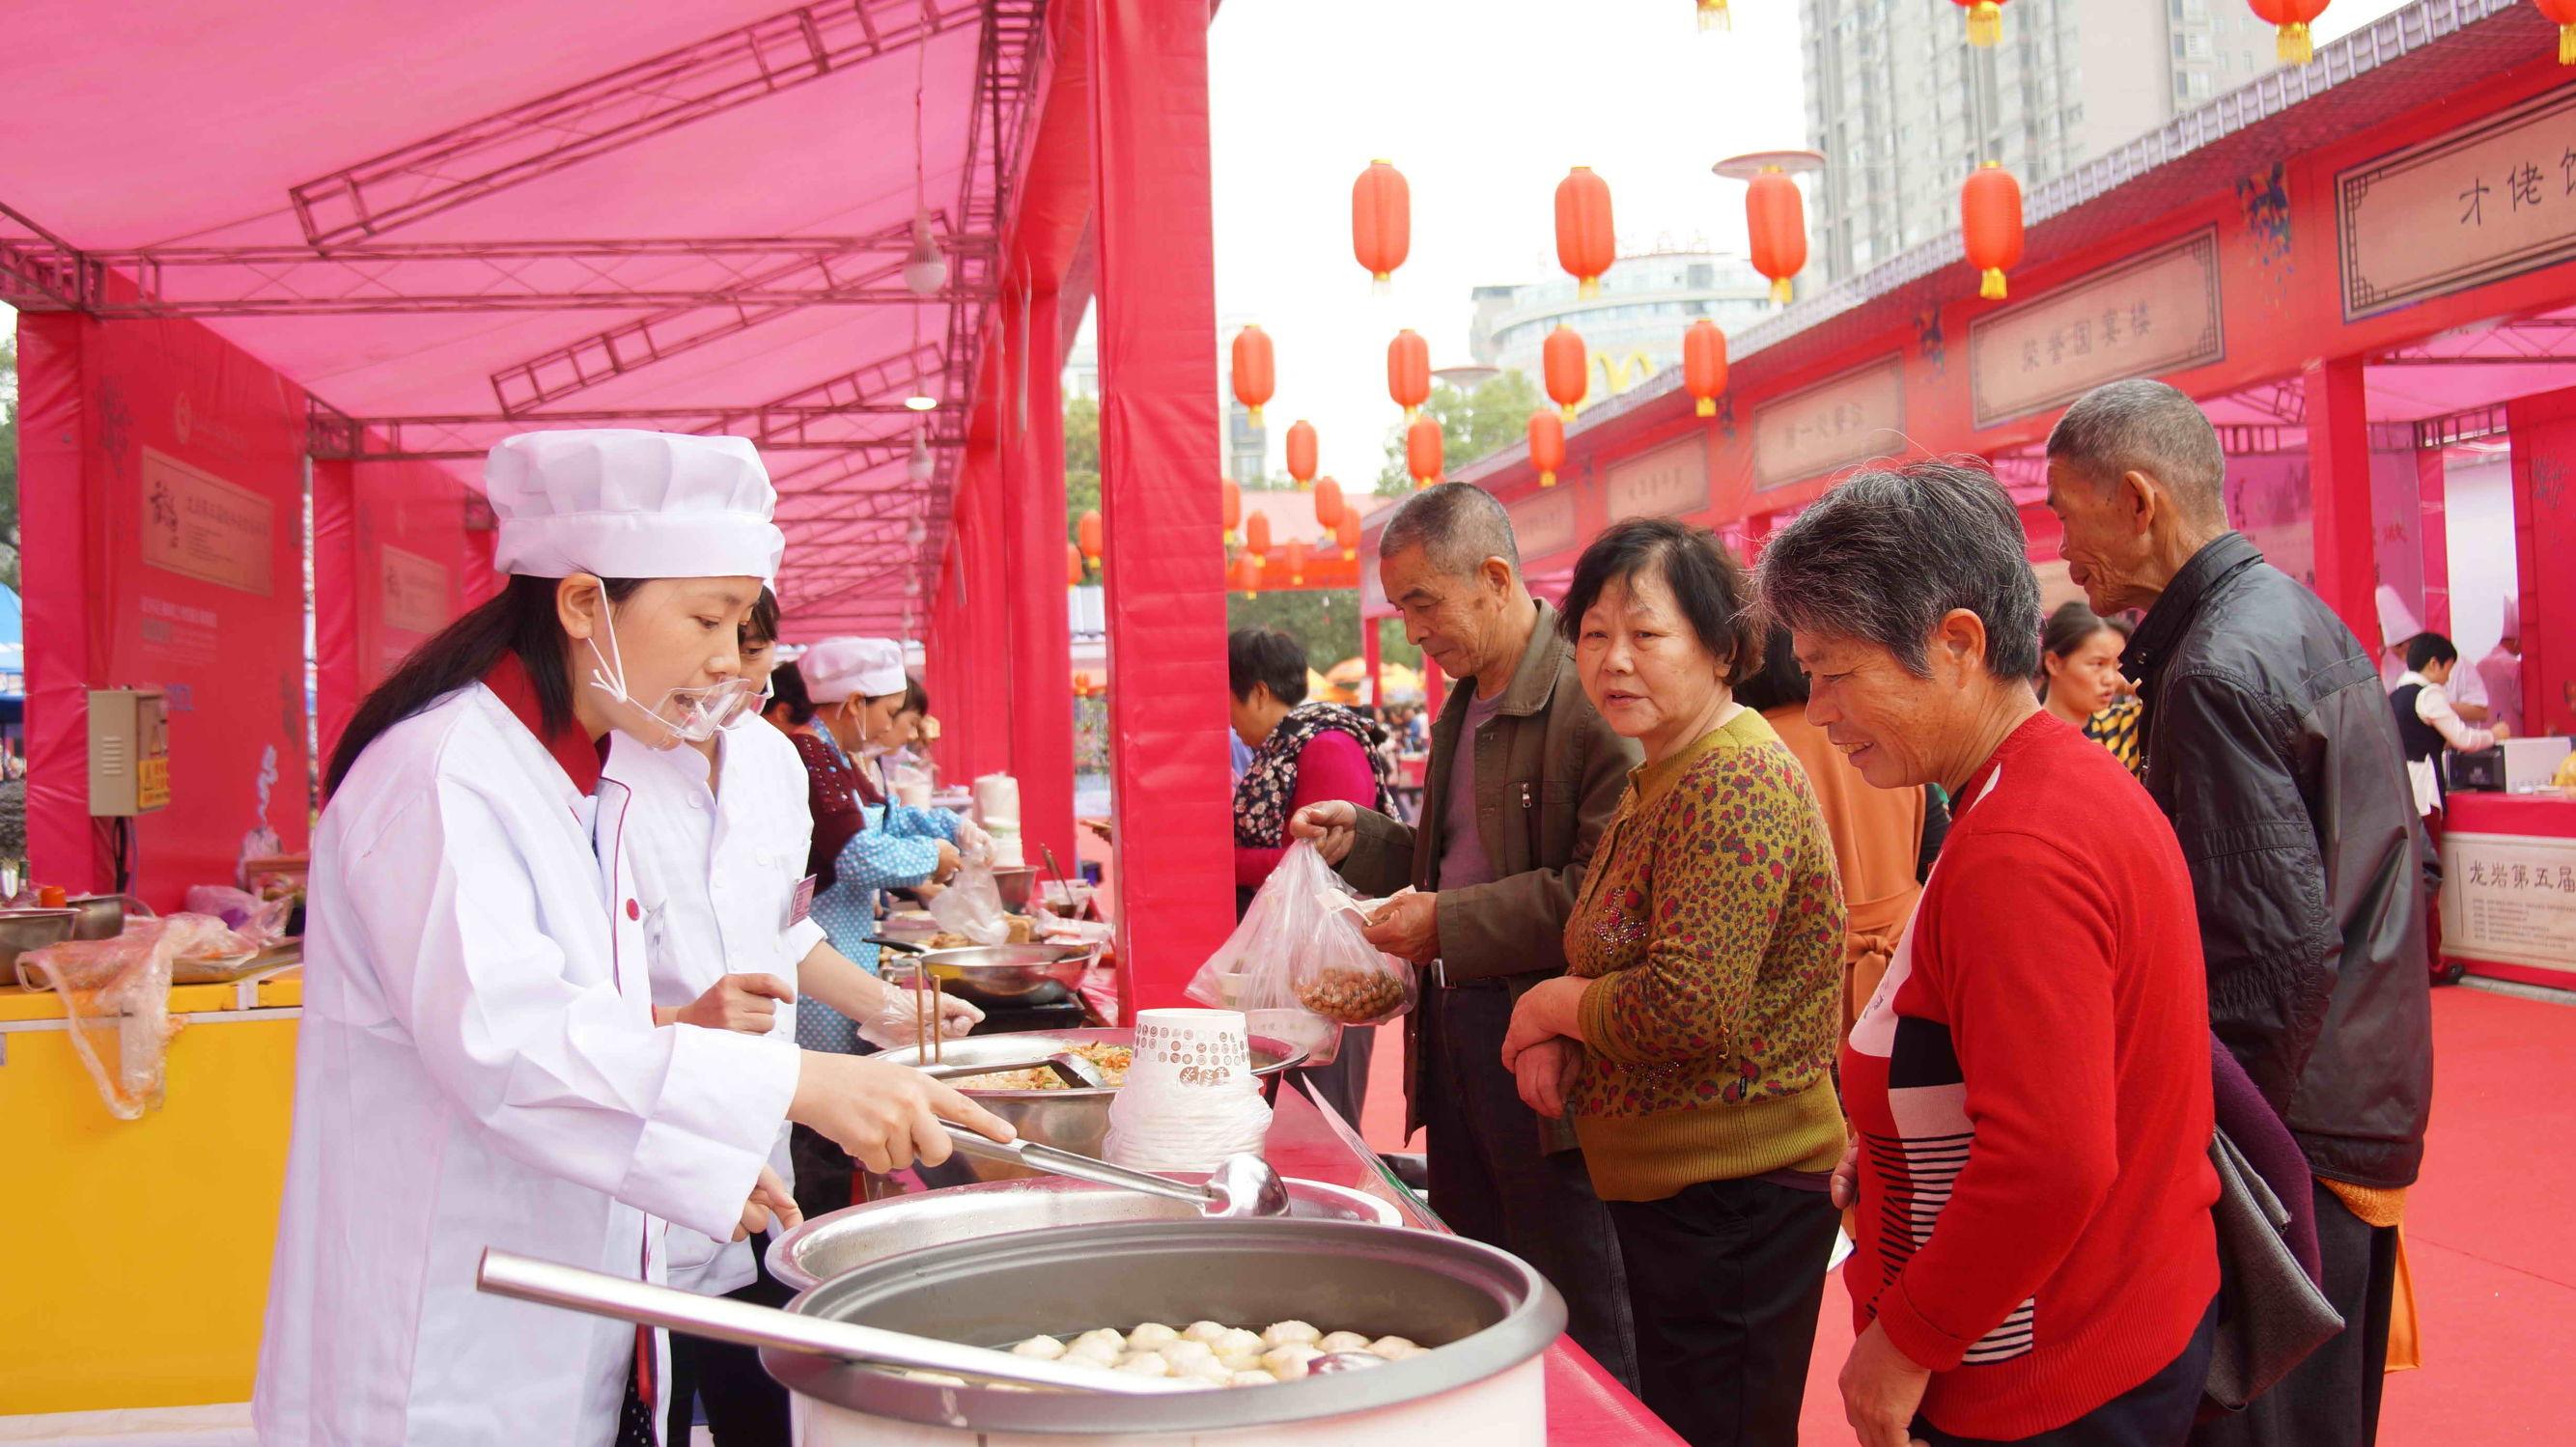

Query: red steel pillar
[2302,356,2380,649]
[1090,0,1234,1010]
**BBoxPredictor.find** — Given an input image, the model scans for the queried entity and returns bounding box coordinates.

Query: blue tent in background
[0,584,21,701]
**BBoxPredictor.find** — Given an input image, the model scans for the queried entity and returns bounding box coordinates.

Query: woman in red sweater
[1229,626,1393,1120]
[1754,459,2219,1447]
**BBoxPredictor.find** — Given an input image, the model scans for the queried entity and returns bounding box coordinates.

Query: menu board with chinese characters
[140,448,275,596]
[2441,830,2576,975]
[1751,357,1907,490]
[1509,487,1580,563]
[1967,229,2224,430]
[2339,87,2576,321]
[1604,435,1710,522]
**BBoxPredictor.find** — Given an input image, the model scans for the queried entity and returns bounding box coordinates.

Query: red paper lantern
[1353,160,1411,291]
[1950,0,2006,47]
[1527,411,1565,488]
[1544,325,1588,421]
[1554,167,1616,299]
[1067,543,1082,587]
[1314,476,1346,531]
[1961,162,2025,301]
[1683,320,1729,418]
[1695,0,1729,31]
[1407,415,1443,487]
[1077,509,1103,561]
[1747,170,1806,306]
[2247,0,2330,63]
[1283,539,1309,587]
[1336,510,1362,561]
[1285,420,1319,489]
[2542,0,2576,64]
[1220,476,1242,544]
[1246,511,1273,560]
[1236,550,1265,598]
[1387,330,1430,418]
[1231,324,1275,427]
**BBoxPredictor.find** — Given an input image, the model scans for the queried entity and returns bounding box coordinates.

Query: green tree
[1063,393,1100,556]
[1225,587,1361,676]
[1374,370,1544,498]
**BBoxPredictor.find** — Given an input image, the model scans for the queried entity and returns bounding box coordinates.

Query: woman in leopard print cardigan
[1500,519,1845,1447]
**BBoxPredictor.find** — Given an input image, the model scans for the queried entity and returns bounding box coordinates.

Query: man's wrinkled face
[1382,543,1510,683]
[2046,458,2160,617]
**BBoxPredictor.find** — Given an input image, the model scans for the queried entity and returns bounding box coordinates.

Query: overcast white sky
[1203,0,2413,488]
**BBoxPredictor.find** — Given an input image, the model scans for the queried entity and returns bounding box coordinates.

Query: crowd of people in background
[1274,375,2447,1447]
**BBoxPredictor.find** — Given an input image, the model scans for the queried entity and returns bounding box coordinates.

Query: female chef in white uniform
[610,589,982,1446]
[255,431,1010,1447]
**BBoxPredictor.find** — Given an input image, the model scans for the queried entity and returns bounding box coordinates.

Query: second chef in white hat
[257,431,1013,1447]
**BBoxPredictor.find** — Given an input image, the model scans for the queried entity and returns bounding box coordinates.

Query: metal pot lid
[764,1219,1566,1435]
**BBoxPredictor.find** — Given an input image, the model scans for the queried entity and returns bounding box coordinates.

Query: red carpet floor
[1357,985,2576,1444]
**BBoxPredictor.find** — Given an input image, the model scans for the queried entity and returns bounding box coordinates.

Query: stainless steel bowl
[880,942,1091,1008]
[873,1027,1309,1180]
[64,895,126,942]
[0,909,79,976]
[769,1175,1407,1293]
[765,1219,1566,1436]
[990,865,1037,912]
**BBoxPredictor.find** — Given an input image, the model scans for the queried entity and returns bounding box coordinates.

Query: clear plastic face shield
[582,578,762,750]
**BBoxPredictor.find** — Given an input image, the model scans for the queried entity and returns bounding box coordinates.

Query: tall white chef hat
[486,430,785,585]
[2503,595,2521,639]
[2373,584,2424,654]
[802,636,909,704]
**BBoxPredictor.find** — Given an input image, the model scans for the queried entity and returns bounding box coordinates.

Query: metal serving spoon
[938,1125,1293,1219]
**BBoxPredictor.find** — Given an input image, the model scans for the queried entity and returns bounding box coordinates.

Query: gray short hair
[1380,482,1519,579]
[2045,378,2227,527]
[1753,459,2042,680]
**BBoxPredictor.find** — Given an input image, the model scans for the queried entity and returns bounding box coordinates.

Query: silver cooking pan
[870,937,1092,1008]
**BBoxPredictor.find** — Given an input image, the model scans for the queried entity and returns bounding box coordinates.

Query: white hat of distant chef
[486,430,785,585]
[802,636,908,704]
[2373,584,2423,654]
[2503,596,2520,638]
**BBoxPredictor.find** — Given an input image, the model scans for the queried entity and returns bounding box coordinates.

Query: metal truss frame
[285,0,988,246]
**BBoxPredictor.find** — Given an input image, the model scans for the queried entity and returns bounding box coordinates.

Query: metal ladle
[939,1125,1292,1219]
[476,1249,1192,1395]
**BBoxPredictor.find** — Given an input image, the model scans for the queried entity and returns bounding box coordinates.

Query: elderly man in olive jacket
[1293,484,1642,1390]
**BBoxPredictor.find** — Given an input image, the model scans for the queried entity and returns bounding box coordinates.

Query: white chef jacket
[255,666,801,1447]
[608,716,825,1296]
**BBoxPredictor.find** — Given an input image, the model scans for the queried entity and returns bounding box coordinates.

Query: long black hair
[325,573,641,795]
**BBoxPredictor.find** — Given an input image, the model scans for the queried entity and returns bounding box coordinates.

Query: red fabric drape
[2508,385,2576,736]
[2304,357,2381,650]
[1005,285,1078,867]
[1090,0,1235,1011]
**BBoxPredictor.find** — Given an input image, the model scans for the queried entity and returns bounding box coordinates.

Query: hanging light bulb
[905,574,923,598]
[902,210,947,297]
[905,515,927,546]
[903,392,938,411]
[908,427,936,483]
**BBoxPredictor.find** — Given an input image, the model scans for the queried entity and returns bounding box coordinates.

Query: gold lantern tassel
[2275,21,2312,64]
[1559,403,1579,422]
[1247,405,1264,427]
[1769,277,1793,304]
[1539,469,1557,488]
[1695,398,1717,418]
[1697,0,1730,31]
[2561,22,2575,64]
[1579,277,1601,299]
[1980,266,2008,301]
[1965,1,2002,46]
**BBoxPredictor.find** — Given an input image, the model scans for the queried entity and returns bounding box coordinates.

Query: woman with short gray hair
[1755,459,2220,1447]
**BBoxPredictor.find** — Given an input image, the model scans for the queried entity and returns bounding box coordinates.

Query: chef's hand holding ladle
[789,1052,1016,1174]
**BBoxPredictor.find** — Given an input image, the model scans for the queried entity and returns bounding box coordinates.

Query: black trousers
[1287,1021,1375,1125]
[1418,984,1641,1393]
[1605,1177,1840,1447]
[663,1234,796,1447]
[2188,1185,2397,1447]
[1918,1294,2219,1446]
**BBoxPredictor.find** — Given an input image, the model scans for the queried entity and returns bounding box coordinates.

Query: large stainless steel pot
[873,1028,1308,1183]
[769,1175,1405,1293]
[770,1219,1565,1444]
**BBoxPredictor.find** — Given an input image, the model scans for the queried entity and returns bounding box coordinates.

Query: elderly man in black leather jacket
[2043,379,2429,1447]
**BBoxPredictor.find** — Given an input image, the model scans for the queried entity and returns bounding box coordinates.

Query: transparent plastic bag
[1186,844,1416,1066]
[14,914,249,1120]
[927,855,1008,946]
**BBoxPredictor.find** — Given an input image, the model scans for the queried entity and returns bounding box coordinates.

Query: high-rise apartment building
[1801,0,2285,284]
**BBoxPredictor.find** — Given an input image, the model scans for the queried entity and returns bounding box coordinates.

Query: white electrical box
[88,688,172,817]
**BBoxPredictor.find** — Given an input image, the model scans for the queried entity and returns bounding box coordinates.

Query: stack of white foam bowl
[972,772,1026,866]
[1104,1008,1272,1172]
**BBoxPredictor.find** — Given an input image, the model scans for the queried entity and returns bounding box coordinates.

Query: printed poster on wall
[379,545,455,638]
[2442,831,2576,976]
[1967,229,2225,429]
[1604,435,1711,523]
[1751,357,1907,489]
[2338,86,2576,320]
[139,447,274,597]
